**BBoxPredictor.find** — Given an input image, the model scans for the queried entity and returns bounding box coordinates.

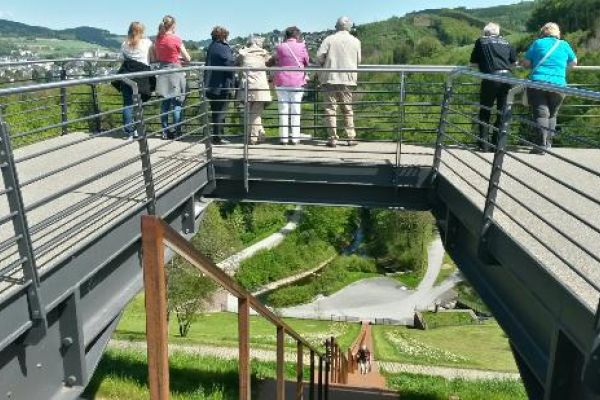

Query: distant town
[0,28,335,84]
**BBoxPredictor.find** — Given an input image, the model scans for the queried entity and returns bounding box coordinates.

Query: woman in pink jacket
[273,27,309,145]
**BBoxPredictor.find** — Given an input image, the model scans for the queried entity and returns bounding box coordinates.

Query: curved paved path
[278,235,460,323]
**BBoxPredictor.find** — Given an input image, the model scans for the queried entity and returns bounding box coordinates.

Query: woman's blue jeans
[122,86,135,136]
[161,97,183,138]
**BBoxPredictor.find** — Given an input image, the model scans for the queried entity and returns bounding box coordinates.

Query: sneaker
[212,138,230,145]
[326,140,337,148]
[289,140,300,145]
[347,140,358,147]
[132,130,139,139]
[529,147,546,155]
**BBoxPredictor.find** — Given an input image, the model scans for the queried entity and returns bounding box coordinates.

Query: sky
[0,0,526,40]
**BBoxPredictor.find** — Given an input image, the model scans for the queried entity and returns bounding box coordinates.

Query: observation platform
[1,61,600,399]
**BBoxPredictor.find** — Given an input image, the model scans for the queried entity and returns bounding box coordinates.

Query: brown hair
[285,26,301,40]
[158,15,176,37]
[127,22,145,47]
[211,26,229,42]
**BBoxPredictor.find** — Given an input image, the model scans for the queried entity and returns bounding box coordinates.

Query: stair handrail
[141,215,326,400]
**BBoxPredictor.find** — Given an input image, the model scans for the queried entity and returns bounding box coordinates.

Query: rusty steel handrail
[141,215,326,400]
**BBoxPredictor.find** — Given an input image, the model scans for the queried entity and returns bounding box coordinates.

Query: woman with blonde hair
[154,15,191,139]
[522,22,577,154]
[237,36,272,144]
[116,22,154,140]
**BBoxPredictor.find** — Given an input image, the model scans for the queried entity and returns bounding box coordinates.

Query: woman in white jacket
[237,36,272,144]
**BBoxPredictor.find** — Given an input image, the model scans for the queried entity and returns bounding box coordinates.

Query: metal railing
[141,215,327,400]
[0,62,600,393]
[432,68,600,313]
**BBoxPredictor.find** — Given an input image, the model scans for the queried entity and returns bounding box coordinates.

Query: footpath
[108,339,520,381]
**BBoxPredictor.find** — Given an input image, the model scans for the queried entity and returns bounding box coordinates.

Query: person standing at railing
[470,22,517,152]
[205,26,236,145]
[116,22,155,141]
[522,22,577,154]
[272,26,309,145]
[317,16,361,148]
[237,36,272,145]
[154,15,191,140]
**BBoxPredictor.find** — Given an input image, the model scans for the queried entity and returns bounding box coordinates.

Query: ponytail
[157,15,176,37]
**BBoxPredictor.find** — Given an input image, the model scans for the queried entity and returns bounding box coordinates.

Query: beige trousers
[247,101,266,142]
[323,84,356,141]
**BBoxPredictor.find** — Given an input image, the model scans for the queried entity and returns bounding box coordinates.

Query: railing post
[199,71,216,189]
[430,76,456,184]
[330,336,336,383]
[277,325,286,400]
[59,64,68,136]
[0,116,46,331]
[87,61,102,133]
[395,71,406,169]
[141,216,169,400]
[309,350,315,400]
[238,297,251,400]
[242,69,250,193]
[296,341,304,400]
[127,80,157,215]
[324,339,330,400]
[313,85,319,140]
[317,356,323,400]
[478,85,517,261]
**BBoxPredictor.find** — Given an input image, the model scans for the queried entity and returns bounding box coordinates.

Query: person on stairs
[357,344,371,375]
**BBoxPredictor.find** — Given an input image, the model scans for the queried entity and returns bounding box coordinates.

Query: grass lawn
[456,282,490,313]
[386,373,526,400]
[372,323,518,372]
[115,294,360,351]
[422,311,476,328]
[83,348,525,400]
[82,348,309,400]
[394,269,425,289]
[434,252,458,286]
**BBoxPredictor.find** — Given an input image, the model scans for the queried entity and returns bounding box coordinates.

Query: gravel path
[108,339,519,381]
[278,235,460,322]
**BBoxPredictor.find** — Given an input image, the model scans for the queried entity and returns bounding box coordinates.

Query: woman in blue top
[522,22,577,154]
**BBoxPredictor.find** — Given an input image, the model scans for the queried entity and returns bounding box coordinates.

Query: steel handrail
[141,215,325,400]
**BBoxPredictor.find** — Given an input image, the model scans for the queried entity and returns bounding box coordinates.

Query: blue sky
[0,0,525,40]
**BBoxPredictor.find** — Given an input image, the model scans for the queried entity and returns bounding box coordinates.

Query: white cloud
[0,11,15,20]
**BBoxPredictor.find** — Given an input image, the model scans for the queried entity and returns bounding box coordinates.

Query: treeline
[235,206,358,291]
[365,210,435,273]
[265,209,437,308]
[167,202,289,336]
[527,0,600,33]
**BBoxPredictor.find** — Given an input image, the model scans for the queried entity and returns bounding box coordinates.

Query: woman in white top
[119,22,153,139]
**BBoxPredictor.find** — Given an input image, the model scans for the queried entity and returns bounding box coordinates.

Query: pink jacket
[274,39,309,88]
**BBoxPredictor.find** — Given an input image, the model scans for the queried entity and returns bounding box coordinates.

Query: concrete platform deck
[0,133,599,314]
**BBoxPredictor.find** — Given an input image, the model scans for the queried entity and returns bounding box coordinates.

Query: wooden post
[238,297,251,400]
[318,356,323,400]
[296,341,304,400]
[309,350,315,400]
[141,216,169,400]
[277,326,286,400]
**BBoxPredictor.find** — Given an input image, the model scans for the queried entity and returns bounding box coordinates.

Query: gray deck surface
[0,133,599,313]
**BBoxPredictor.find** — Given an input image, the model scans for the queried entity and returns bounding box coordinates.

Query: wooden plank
[141,216,169,400]
[238,297,250,400]
[296,341,304,400]
[277,326,286,400]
